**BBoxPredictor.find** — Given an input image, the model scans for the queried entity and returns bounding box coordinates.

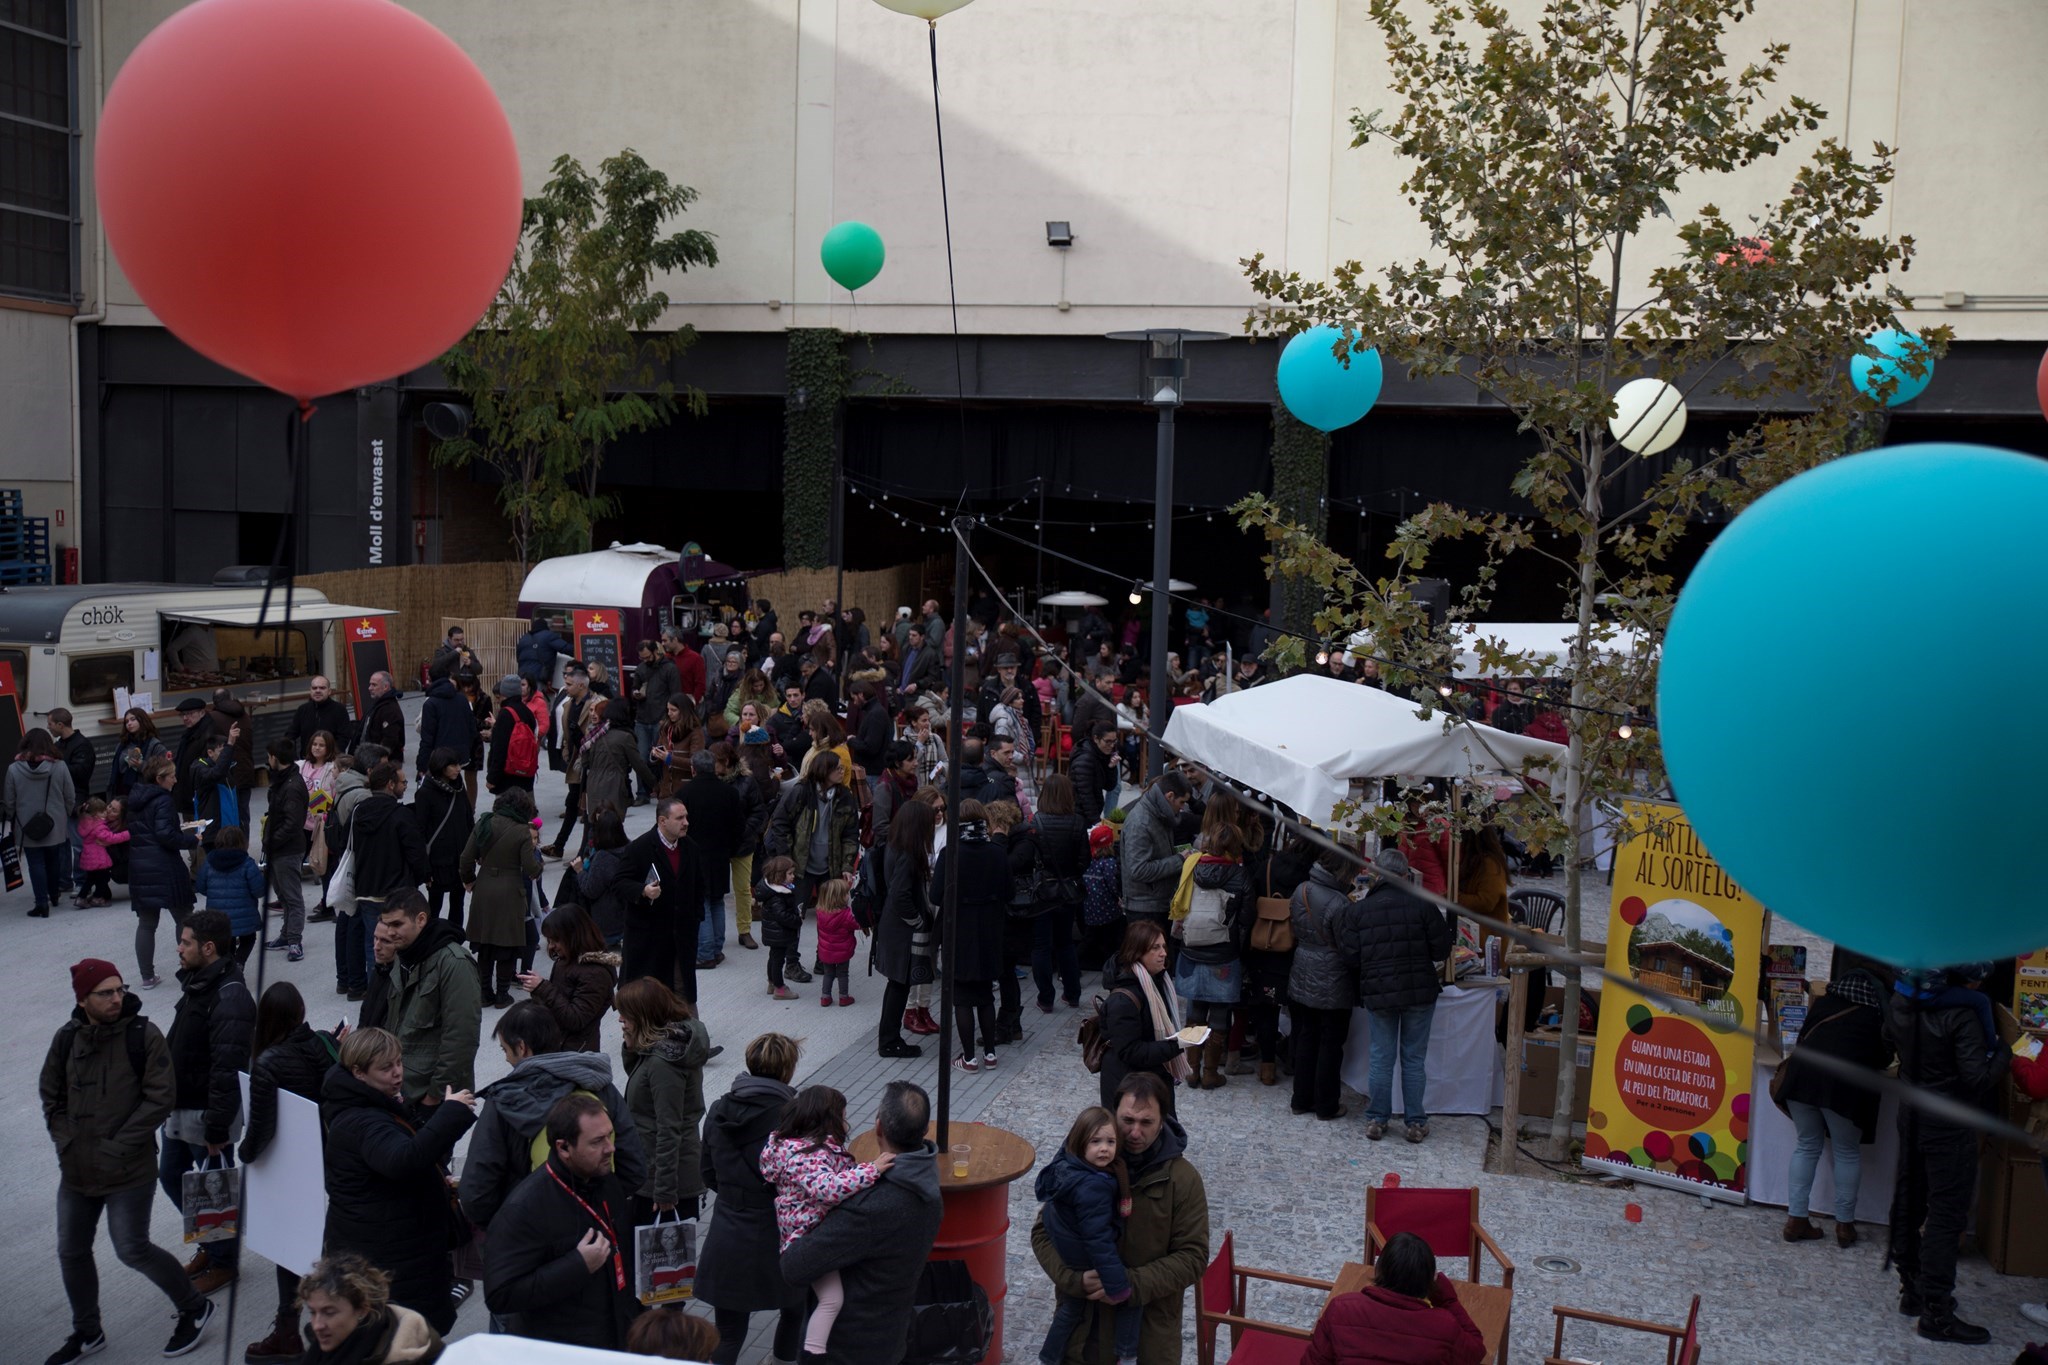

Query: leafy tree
[1236,0,1944,1158]
[436,150,717,569]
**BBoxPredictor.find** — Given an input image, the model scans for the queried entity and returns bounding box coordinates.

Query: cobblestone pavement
[5,724,2040,1362]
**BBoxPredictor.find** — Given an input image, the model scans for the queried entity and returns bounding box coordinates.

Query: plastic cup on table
[951,1144,971,1179]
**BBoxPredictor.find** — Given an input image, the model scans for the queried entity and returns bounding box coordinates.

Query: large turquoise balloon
[1849,327,1933,407]
[1660,444,2048,967]
[820,221,885,292]
[1277,326,1383,432]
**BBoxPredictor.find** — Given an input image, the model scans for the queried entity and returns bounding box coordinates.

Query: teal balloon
[820,221,885,292]
[1850,327,1933,406]
[1660,444,2048,967]
[1277,326,1383,432]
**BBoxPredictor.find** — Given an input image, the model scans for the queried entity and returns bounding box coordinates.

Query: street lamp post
[1107,328,1226,779]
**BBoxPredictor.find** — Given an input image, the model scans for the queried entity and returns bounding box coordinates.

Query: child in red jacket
[814,875,860,1007]
[1305,1231,1486,1365]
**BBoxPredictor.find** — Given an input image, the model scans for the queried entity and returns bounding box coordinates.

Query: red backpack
[504,715,539,777]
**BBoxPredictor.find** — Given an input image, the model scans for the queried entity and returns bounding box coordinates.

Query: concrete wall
[74,0,2048,343]
[0,307,76,533]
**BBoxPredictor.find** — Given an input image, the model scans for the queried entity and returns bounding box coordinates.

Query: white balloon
[1608,377,1687,455]
[870,0,978,17]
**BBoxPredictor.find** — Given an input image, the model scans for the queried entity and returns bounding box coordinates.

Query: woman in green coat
[615,975,713,1229]
[458,787,542,1007]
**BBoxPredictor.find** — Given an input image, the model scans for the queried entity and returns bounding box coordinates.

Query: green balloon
[821,221,885,292]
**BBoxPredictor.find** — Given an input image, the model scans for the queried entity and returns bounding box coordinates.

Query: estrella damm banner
[1583,801,1764,1203]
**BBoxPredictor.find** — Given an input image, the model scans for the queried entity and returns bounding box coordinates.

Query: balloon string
[227,402,305,1353]
[928,21,970,482]
[255,403,308,633]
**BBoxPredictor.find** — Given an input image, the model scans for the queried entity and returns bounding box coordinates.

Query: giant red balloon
[2037,347,2048,423]
[95,0,522,400]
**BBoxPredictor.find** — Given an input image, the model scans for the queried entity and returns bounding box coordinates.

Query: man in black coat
[163,910,255,1295]
[171,698,216,819]
[260,739,309,958]
[286,675,353,758]
[1069,724,1120,825]
[484,1093,643,1351]
[979,653,1043,740]
[1353,849,1453,1144]
[620,796,706,1004]
[767,684,812,773]
[415,660,479,780]
[781,1082,945,1365]
[357,671,406,767]
[678,752,745,969]
[1887,964,2006,1344]
[801,653,839,710]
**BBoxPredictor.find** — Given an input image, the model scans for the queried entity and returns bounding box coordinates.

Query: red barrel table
[855,1120,1036,1361]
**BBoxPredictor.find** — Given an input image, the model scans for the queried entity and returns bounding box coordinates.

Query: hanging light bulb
[1618,724,1634,739]
[1315,646,1329,666]
[1128,582,1144,606]
[1438,683,1454,697]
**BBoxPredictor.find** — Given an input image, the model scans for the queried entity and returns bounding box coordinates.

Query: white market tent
[1161,673,1568,825]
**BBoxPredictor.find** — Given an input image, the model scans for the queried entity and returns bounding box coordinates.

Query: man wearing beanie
[39,959,215,1363]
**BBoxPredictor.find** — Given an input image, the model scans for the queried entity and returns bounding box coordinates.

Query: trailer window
[69,653,135,707]
[162,625,319,693]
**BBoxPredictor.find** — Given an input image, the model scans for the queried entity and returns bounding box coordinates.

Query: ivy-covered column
[1268,396,1331,638]
[783,328,846,569]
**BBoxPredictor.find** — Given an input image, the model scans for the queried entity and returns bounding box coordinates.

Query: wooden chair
[1364,1186,1516,1296]
[1543,1294,1701,1365]
[1192,1230,1333,1365]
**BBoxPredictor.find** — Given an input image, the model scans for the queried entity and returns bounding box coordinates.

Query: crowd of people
[20,590,2038,1364]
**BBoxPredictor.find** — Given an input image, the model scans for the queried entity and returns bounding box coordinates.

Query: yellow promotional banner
[1584,801,1765,1203]
[2014,950,2048,1031]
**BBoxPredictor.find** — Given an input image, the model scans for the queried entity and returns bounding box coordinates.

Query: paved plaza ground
[5,701,2042,1362]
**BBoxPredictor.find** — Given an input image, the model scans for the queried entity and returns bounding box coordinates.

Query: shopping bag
[635,1213,698,1305]
[1,821,21,893]
[182,1153,241,1244]
[327,809,358,906]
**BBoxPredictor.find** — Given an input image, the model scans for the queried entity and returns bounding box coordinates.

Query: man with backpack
[40,959,216,1364]
[460,1003,645,1334]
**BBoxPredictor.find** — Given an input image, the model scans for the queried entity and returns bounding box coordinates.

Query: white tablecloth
[1744,1060,1899,1221]
[1340,983,1507,1116]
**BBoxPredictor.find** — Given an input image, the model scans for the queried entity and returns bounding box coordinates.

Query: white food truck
[0,576,395,763]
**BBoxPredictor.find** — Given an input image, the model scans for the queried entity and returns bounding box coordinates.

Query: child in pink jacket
[75,797,130,907]
[813,874,861,1008]
[759,1086,895,1360]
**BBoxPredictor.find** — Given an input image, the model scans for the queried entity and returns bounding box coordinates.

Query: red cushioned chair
[1363,1186,1516,1296]
[1193,1230,1333,1365]
[1542,1293,1700,1365]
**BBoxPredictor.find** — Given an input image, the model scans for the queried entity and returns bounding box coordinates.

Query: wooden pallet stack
[0,490,52,585]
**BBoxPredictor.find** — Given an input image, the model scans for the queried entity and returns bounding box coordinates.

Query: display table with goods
[1340,981,1507,1116]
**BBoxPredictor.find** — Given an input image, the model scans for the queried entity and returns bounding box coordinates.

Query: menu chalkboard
[573,610,623,686]
[342,616,391,708]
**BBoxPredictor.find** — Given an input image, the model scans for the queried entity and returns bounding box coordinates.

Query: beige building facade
[3,0,2043,580]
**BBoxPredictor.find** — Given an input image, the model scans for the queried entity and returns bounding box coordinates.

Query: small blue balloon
[1660,443,2048,967]
[1849,327,1933,407]
[1277,326,1383,432]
